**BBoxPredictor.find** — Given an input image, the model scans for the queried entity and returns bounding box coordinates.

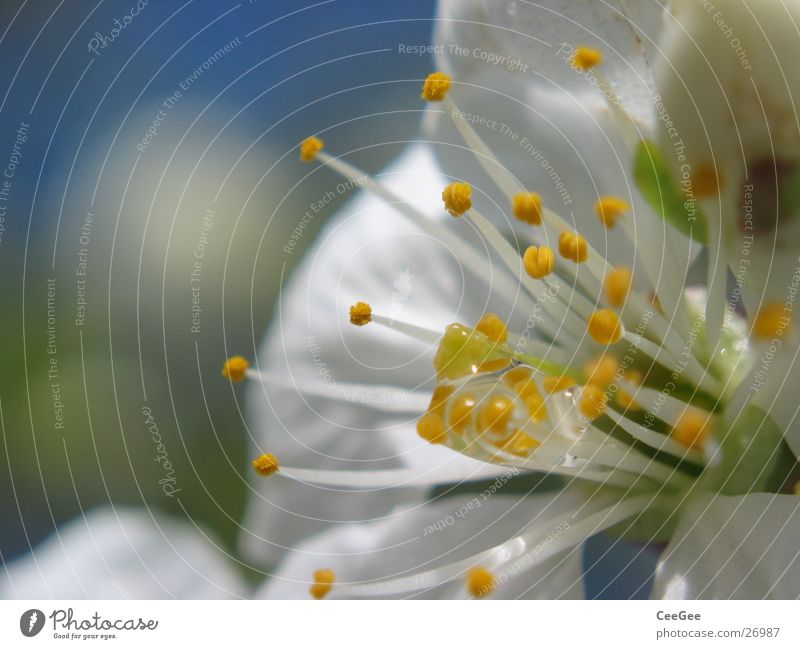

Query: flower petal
[256,487,586,599]
[0,508,245,599]
[242,144,506,566]
[651,492,800,599]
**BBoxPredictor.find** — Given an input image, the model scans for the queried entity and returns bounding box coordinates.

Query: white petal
[242,144,506,566]
[652,492,800,599]
[0,508,245,599]
[435,0,665,125]
[256,488,586,599]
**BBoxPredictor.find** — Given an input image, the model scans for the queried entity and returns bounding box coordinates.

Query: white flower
[3,0,800,601]
[241,0,800,599]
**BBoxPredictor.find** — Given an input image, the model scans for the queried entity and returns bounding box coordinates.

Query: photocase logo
[389,269,413,324]
[20,609,45,637]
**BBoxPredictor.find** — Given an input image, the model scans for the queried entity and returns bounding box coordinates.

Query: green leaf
[633,139,708,245]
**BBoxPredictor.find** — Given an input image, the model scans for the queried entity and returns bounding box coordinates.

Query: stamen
[512,192,543,225]
[466,567,496,598]
[252,453,280,476]
[523,245,555,279]
[753,302,790,340]
[615,370,642,412]
[433,323,509,380]
[604,408,705,465]
[475,313,509,344]
[417,412,449,444]
[449,393,477,434]
[587,309,624,344]
[349,301,372,326]
[583,354,619,387]
[442,182,472,216]
[558,230,588,263]
[347,302,441,345]
[605,267,633,308]
[572,45,603,71]
[477,394,515,434]
[300,136,324,162]
[579,384,609,420]
[672,409,712,450]
[594,196,630,228]
[222,356,249,382]
[421,71,452,102]
[310,569,335,600]
[543,375,577,394]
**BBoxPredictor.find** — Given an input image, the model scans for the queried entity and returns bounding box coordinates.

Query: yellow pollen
[476,313,509,344]
[449,394,477,434]
[417,412,449,445]
[572,46,603,70]
[513,378,540,399]
[478,394,515,434]
[753,302,790,340]
[466,567,496,598]
[583,354,619,387]
[588,309,624,345]
[310,569,336,600]
[558,230,588,263]
[543,375,577,394]
[512,192,543,225]
[421,71,452,101]
[442,182,472,216]
[525,393,548,422]
[222,356,249,382]
[349,301,372,326]
[428,384,455,417]
[523,245,555,279]
[594,196,630,228]
[672,410,711,450]
[299,136,324,162]
[691,164,722,197]
[505,429,541,456]
[579,384,608,420]
[251,453,280,477]
[503,366,533,387]
[605,267,633,308]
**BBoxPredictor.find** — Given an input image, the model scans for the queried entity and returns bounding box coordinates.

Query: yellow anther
[449,394,477,434]
[434,323,507,380]
[525,394,548,422]
[300,136,324,162]
[349,301,372,326]
[691,164,722,198]
[558,230,588,263]
[310,569,336,600]
[478,394,515,434]
[616,380,642,411]
[442,182,472,216]
[753,302,790,340]
[523,245,555,279]
[417,412,449,445]
[672,410,711,450]
[251,453,280,477]
[421,71,452,101]
[583,354,619,387]
[594,196,630,228]
[505,429,541,456]
[512,192,543,225]
[605,267,633,308]
[503,365,533,387]
[513,378,540,399]
[543,375,577,394]
[428,384,455,417]
[476,313,509,344]
[466,567,496,598]
[222,356,249,382]
[587,309,624,345]
[579,384,608,420]
[572,46,603,70]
